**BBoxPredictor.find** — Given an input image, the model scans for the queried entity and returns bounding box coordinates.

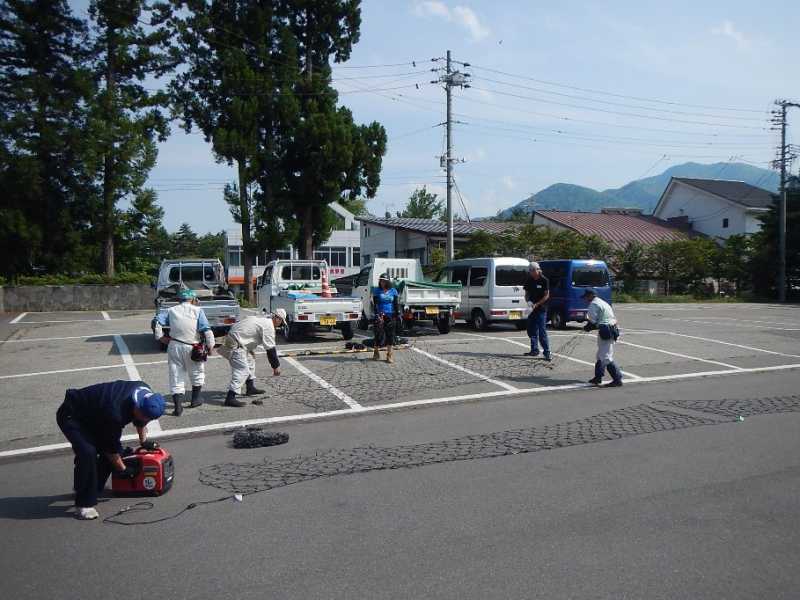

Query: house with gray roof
[653,177,776,240]
[357,217,521,266]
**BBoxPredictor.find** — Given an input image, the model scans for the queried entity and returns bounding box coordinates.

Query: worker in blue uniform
[56,380,165,520]
[372,273,400,363]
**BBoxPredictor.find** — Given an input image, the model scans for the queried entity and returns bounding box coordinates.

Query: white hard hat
[529,261,541,271]
[273,308,287,324]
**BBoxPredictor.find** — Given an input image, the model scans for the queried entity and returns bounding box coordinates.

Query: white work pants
[228,347,256,393]
[167,342,205,394]
[596,336,615,367]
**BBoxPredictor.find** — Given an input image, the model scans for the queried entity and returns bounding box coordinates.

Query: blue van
[538,259,612,329]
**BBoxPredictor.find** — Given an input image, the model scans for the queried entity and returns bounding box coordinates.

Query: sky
[71,0,800,233]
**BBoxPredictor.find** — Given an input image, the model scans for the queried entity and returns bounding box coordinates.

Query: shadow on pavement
[0,493,76,520]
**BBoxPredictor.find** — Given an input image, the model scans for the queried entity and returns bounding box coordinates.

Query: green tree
[715,234,752,294]
[397,186,443,219]
[197,231,225,261]
[0,0,94,278]
[613,241,647,292]
[338,196,368,216]
[751,186,800,298]
[171,222,199,257]
[457,230,499,258]
[116,188,169,273]
[85,0,173,276]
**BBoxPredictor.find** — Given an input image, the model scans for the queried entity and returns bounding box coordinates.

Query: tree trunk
[238,160,254,303]
[302,205,314,259]
[102,31,117,277]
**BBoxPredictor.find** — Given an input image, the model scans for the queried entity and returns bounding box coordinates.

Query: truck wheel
[435,315,451,334]
[341,321,354,340]
[549,309,567,330]
[472,309,489,331]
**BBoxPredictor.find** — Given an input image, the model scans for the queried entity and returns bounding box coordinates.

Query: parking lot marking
[658,331,800,359]
[101,311,111,320]
[5,360,800,459]
[9,312,28,324]
[283,356,362,409]
[0,360,167,380]
[616,340,744,370]
[113,334,161,434]
[0,332,146,344]
[12,318,110,324]
[688,316,800,327]
[655,316,800,332]
[411,346,520,391]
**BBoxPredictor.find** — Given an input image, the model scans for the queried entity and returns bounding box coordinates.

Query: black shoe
[543,353,552,362]
[524,351,539,357]
[190,386,203,408]
[245,379,266,396]
[225,390,246,408]
[172,393,183,417]
[588,377,602,385]
[604,380,623,388]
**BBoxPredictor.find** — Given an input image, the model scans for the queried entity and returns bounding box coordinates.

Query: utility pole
[434,51,470,260]
[771,99,800,302]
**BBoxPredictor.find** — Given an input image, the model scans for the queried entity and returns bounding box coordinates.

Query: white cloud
[413,2,490,42]
[501,175,514,190]
[711,20,750,49]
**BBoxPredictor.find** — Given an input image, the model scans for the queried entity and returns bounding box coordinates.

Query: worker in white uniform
[218,308,286,407]
[582,288,623,387]
[154,289,215,415]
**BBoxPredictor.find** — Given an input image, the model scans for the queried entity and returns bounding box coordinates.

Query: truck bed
[396,280,462,305]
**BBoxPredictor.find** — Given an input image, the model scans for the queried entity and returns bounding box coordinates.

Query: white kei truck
[256,259,362,341]
[353,258,462,334]
[151,259,241,348]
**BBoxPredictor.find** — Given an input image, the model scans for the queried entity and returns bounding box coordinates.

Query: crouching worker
[582,288,623,387]
[56,381,165,520]
[154,288,215,416]
[218,308,286,407]
[372,273,399,364]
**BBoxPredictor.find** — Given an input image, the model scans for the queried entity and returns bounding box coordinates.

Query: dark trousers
[374,315,397,347]
[526,309,550,355]
[56,404,113,508]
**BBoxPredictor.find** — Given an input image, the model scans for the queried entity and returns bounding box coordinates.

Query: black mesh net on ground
[658,395,800,418]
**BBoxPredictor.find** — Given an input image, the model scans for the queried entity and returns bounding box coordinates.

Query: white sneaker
[75,507,99,520]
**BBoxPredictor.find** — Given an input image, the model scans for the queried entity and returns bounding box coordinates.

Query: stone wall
[1,285,153,312]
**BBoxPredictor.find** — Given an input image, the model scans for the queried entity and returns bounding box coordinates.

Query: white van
[437,257,530,330]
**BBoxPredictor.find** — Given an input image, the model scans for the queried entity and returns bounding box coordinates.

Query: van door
[468,266,489,320]
[492,263,528,319]
[568,262,611,320]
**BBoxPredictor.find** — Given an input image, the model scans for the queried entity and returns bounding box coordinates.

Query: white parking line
[654,331,800,359]
[0,359,168,380]
[11,318,110,324]
[411,346,520,391]
[4,361,800,459]
[655,316,800,331]
[283,356,362,409]
[113,334,161,433]
[9,312,28,324]
[616,340,744,370]
[101,311,111,320]
[0,332,146,344]
[461,331,643,380]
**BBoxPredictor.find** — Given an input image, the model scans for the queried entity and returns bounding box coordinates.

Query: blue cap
[137,392,166,420]
[177,288,196,301]
[580,288,597,299]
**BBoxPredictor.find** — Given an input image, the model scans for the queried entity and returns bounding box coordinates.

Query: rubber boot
[225,390,246,408]
[588,361,603,385]
[245,378,266,396]
[372,346,381,361]
[190,386,203,408]
[605,362,623,387]
[172,393,183,417]
[386,346,394,364]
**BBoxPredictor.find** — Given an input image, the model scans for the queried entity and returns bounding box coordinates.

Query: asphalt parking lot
[1,303,799,454]
[1,303,799,599]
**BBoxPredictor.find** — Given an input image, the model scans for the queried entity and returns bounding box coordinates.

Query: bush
[613,292,749,303]
[9,272,152,286]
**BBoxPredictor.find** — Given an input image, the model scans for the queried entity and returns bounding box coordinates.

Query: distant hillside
[499,162,779,217]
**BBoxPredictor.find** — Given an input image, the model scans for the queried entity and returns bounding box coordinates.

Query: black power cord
[102,495,234,526]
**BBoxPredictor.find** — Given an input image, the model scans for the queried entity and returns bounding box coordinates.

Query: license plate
[425,306,440,315]
[509,311,522,320]
[319,316,337,326]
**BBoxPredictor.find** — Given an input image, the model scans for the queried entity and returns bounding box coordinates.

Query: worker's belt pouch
[599,324,619,341]
[190,343,208,362]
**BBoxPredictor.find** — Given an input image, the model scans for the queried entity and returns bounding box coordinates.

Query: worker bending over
[219,308,286,407]
[372,273,399,363]
[56,380,165,520]
[154,288,215,416]
[582,288,623,387]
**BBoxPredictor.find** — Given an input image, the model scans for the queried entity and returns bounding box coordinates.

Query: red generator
[112,446,174,496]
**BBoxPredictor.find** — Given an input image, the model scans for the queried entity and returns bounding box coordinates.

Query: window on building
[722,218,729,228]
[313,246,347,267]
[469,267,488,287]
[227,248,242,267]
[362,254,370,266]
[351,248,360,267]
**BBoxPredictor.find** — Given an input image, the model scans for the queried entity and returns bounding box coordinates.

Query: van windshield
[495,266,528,286]
[572,266,609,287]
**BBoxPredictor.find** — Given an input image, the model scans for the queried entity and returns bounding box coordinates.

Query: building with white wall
[358,217,521,266]
[653,177,775,241]
[224,201,361,287]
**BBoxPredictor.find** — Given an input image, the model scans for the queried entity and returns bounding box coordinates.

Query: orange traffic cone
[321,269,332,298]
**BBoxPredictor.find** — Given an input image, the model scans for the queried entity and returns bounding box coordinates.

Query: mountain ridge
[498,162,779,217]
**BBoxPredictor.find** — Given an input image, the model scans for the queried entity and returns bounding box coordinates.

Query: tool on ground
[111,442,174,496]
